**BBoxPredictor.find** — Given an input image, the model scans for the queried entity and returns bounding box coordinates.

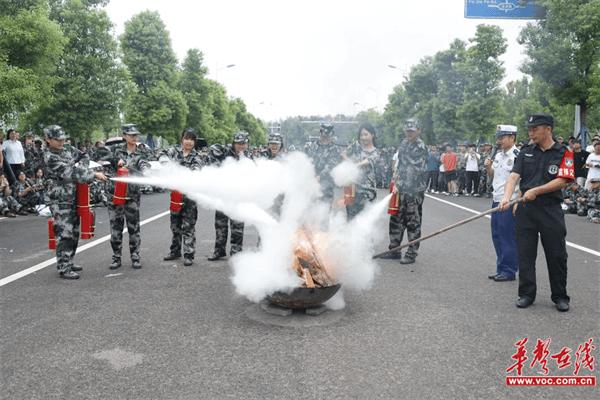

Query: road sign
[464,0,546,19]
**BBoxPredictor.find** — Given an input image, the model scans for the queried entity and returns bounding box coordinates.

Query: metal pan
[266,284,341,309]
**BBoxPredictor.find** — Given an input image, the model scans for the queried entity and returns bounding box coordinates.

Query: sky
[105,0,531,121]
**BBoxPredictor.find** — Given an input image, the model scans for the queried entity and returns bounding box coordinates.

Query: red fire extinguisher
[48,218,56,250]
[113,167,129,205]
[76,182,90,217]
[170,191,184,213]
[343,184,356,206]
[388,181,400,215]
[80,209,95,239]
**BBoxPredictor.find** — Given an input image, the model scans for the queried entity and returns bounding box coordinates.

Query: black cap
[527,113,554,128]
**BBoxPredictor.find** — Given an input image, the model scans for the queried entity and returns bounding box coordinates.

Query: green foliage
[519,0,600,124]
[30,0,129,139]
[229,98,267,145]
[0,0,65,123]
[125,81,188,143]
[120,10,178,92]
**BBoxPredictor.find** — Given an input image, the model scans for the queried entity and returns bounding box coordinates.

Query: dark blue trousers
[491,202,519,278]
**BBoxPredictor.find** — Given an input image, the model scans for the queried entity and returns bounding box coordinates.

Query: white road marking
[105,273,123,278]
[0,210,170,287]
[425,194,600,257]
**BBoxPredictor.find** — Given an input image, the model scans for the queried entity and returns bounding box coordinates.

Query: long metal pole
[372,198,522,260]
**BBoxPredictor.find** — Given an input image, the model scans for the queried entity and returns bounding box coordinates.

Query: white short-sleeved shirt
[492,145,520,202]
[585,152,600,181]
[3,139,25,164]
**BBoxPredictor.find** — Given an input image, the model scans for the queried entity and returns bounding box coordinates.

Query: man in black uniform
[500,113,575,312]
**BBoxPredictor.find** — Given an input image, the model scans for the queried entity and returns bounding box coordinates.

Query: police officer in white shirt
[484,125,520,282]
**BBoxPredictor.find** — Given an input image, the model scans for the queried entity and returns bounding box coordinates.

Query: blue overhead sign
[464,0,546,19]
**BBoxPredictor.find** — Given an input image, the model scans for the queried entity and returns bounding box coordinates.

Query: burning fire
[291,228,336,288]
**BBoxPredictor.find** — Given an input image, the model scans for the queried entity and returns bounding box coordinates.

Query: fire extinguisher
[170,191,184,213]
[76,182,90,217]
[388,180,400,215]
[48,218,56,250]
[113,167,129,205]
[80,209,95,239]
[343,184,356,206]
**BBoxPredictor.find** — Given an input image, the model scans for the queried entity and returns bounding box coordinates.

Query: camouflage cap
[404,118,420,132]
[43,125,67,140]
[121,123,140,135]
[268,133,283,144]
[319,123,334,135]
[233,131,249,143]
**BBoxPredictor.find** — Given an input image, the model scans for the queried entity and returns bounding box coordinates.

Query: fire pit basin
[266,284,341,309]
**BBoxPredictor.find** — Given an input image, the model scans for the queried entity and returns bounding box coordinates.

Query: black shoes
[399,255,416,264]
[379,252,402,260]
[132,260,142,269]
[163,253,181,261]
[60,270,80,280]
[555,299,570,312]
[207,252,226,261]
[70,265,83,272]
[488,273,498,280]
[494,274,515,282]
[183,258,193,266]
[516,297,534,308]
[109,260,121,270]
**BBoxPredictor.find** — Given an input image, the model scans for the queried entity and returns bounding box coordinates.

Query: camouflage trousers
[49,203,79,273]
[214,210,244,256]
[389,191,425,258]
[346,190,376,220]
[0,195,22,213]
[169,199,198,259]
[108,198,141,262]
[588,208,600,223]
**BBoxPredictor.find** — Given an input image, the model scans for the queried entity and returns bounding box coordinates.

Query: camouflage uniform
[208,143,249,258]
[24,144,43,177]
[0,189,24,215]
[585,188,600,223]
[44,142,95,274]
[390,137,428,259]
[13,178,40,208]
[345,142,381,219]
[106,143,151,265]
[307,141,341,202]
[161,145,204,259]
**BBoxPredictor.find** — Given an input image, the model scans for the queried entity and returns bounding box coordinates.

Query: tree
[457,25,508,143]
[0,0,65,125]
[229,97,267,145]
[121,11,187,140]
[519,0,600,128]
[120,10,178,92]
[30,0,129,140]
[125,81,188,142]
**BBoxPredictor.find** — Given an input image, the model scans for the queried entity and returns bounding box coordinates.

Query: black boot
[60,270,80,280]
[163,253,181,261]
[207,251,226,261]
[109,258,121,270]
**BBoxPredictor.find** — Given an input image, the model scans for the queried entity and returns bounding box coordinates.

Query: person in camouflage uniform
[1,170,27,217]
[307,123,342,205]
[562,182,584,215]
[263,133,285,160]
[106,124,151,270]
[381,118,428,264]
[161,129,205,266]
[207,132,251,261]
[342,123,381,219]
[43,125,107,279]
[13,170,41,211]
[577,178,600,223]
[23,132,43,177]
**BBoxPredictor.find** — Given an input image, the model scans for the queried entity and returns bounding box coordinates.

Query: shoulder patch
[513,149,519,156]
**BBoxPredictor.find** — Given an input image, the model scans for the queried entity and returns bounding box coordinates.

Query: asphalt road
[1,191,598,400]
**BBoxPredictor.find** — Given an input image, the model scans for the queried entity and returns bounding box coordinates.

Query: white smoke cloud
[116,152,390,308]
[330,159,360,186]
